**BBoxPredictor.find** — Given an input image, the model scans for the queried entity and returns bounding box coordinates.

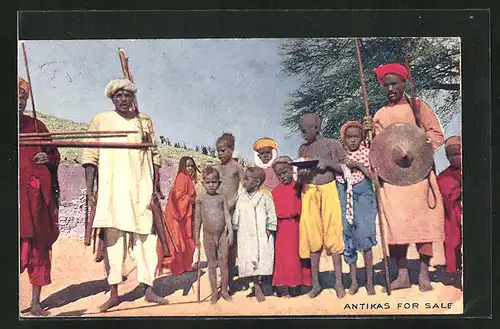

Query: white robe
[232,190,277,277]
[81,111,161,235]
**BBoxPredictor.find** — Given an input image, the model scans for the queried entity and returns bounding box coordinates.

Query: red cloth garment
[272,182,312,287]
[437,166,462,272]
[374,63,409,85]
[157,171,196,275]
[19,114,60,286]
[262,166,280,192]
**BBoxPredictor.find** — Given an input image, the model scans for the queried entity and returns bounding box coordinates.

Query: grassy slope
[34,112,220,168]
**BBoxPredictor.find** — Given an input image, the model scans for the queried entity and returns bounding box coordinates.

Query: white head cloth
[254,148,278,169]
[105,78,137,98]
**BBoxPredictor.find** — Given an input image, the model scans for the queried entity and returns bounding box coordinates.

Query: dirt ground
[19,230,463,318]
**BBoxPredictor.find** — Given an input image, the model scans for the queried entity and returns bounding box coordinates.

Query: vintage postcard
[18,37,462,317]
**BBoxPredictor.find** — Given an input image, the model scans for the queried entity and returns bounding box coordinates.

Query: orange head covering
[373,63,409,85]
[253,137,278,152]
[340,121,365,142]
[19,77,30,96]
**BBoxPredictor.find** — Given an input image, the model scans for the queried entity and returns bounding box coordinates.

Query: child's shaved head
[245,166,266,185]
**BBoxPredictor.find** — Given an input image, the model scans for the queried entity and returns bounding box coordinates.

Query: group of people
[19,62,462,316]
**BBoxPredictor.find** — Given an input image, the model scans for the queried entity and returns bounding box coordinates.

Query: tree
[280,37,460,139]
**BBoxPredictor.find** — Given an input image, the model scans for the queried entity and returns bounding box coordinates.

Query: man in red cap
[19,77,61,316]
[437,136,462,276]
[364,64,445,292]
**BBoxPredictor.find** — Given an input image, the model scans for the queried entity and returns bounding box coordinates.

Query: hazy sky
[18,39,460,172]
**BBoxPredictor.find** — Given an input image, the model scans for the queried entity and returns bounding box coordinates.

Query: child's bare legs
[308,251,322,298]
[208,267,218,304]
[364,249,376,295]
[332,254,345,298]
[203,234,219,304]
[219,235,231,301]
[283,286,290,298]
[253,276,265,302]
[348,263,359,295]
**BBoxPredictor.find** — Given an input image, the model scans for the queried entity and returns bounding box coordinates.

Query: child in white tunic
[232,166,277,302]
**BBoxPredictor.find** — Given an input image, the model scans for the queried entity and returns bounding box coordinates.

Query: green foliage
[280,38,460,139]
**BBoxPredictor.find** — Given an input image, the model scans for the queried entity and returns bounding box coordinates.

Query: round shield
[369,123,434,186]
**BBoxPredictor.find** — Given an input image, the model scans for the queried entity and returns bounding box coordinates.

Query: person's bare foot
[418,274,434,292]
[307,285,322,298]
[144,288,168,305]
[334,283,346,299]
[348,282,359,295]
[390,269,411,291]
[210,292,219,304]
[283,287,290,298]
[255,285,265,302]
[99,296,120,313]
[366,283,376,295]
[220,290,232,301]
[29,304,49,317]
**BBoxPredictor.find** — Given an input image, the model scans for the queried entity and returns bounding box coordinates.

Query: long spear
[354,38,372,146]
[404,55,421,128]
[118,48,178,256]
[354,38,391,295]
[21,42,38,133]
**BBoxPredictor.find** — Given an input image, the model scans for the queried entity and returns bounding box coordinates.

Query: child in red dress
[271,156,312,297]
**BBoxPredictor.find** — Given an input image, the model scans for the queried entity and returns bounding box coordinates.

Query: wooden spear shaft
[19,141,155,149]
[20,130,139,137]
[21,42,38,132]
[354,38,391,295]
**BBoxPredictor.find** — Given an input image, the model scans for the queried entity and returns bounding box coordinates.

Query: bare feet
[334,283,346,299]
[390,269,411,291]
[144,288,168,305]
[221,290,232,301]
[29,304,49,317]
[255,285,265,302]
[366,283,376,295]
[418,274,434,292]
[348,282,359,295]
[307,285,322,298]
[283,286,290,298]
[99,296,120,313]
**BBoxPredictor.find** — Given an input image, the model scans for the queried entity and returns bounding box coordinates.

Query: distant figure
[160,136,167,144]
[194,167,233,304]
[202,146,208,155]
[166,138,171,146]
[183,143,187,150]
[156,156,198,276]
[195,145,199,152]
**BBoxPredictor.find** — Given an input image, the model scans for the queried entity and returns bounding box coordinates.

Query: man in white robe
[81,78,167,312]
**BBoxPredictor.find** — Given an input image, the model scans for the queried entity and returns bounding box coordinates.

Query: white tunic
[81,111,161,235]
[232,190,277,277]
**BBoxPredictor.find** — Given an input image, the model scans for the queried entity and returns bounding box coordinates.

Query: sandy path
[19,230,462,317]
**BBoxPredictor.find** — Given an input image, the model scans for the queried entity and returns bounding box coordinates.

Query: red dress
[437,166,462,272]
[19,114,60,286]
[157,171,196,275]
[271,182,312,287]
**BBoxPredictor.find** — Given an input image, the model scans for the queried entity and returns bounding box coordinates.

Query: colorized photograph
[18,37,462,317]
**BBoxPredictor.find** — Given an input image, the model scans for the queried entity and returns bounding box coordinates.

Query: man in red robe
[437,136,462,274]
[19,77,60,316]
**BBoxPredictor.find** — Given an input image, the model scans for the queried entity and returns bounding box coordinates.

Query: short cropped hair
[202,166,220,180]
[216,132,235,150]
[245,166,266,186]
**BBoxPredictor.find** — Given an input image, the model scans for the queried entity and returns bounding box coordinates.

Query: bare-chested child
[297,113,347,299]
[194,167,234,304]
[215,133,244,287]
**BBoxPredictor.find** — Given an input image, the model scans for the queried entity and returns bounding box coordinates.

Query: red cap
[374,63,409,85]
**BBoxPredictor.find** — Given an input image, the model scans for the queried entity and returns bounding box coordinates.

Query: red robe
[19,114,60,286]
[437,166,462,272]
[271,182,312,287]
[157,171,196,275]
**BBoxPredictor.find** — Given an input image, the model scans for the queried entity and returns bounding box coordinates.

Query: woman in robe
[156,156,198,276]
